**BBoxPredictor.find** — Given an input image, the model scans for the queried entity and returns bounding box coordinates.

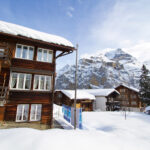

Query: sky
[0,0,150,70]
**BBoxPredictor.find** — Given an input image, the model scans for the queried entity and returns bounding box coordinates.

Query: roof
[60,90,95,100]
[115,84,139,93]
[82,89,120,97]
[0,20,73,48]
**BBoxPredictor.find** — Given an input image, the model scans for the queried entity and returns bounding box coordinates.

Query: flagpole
[74,44,78,129]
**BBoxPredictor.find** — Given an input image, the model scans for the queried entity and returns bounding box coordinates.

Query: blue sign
[62,104,82,129]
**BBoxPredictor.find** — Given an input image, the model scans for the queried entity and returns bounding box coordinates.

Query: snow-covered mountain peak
[56,48,146,89]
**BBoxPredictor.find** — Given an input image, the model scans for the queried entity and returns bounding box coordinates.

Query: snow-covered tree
[139,65,150,105]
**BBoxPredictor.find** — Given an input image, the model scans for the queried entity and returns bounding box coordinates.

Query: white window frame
[15,44,34,60]
[10,72,32,90]
[37,48,53,63]
[16,104,29,122]
[30,104,42,121]
[33,75,52,91]
[131,101,137,105]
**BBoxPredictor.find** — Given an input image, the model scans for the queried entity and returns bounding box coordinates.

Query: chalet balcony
[0,43,12,71]
[0,86,8,106]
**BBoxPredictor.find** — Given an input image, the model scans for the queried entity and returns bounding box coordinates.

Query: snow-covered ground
[0,107,150,150]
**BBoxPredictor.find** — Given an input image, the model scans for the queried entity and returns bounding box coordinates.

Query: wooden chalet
[55,90,95,111]
[115,84,141,111]
[0,20,74,129]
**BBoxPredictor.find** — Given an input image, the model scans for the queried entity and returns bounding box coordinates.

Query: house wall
[94,96,107,111]
[0,37,56,128]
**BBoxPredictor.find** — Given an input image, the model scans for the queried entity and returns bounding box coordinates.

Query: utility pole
[74,44,78,129]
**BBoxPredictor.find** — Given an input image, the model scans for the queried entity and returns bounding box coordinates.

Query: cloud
[66,6,74,18]
[124,41,150,62]
[88,0,150,61]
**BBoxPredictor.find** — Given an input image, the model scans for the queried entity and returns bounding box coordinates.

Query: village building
[83,89,120,111]
[115,84,141,112]
[55,89,119,111]
[54,90,95,111]
[0,20,74,129]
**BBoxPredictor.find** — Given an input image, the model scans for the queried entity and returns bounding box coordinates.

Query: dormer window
[15,44,34,60]
[37,48,53,63]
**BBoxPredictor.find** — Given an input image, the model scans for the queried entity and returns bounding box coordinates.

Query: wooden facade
[54,91,94,111]
[115,85,141,111]
[0,26,74,129]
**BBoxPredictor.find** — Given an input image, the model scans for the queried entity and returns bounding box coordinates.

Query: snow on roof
[0,20,73,48]
[82,89,120,97]
[116,84,139,93]
[60,90,95,100]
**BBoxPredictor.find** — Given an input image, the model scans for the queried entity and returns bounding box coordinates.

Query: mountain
[56,48,144,89]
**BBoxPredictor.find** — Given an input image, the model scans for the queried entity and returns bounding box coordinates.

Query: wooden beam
[56,50,73,59]
[10,67,54,75]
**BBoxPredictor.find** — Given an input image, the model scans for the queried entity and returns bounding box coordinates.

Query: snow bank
[0,20,73,47]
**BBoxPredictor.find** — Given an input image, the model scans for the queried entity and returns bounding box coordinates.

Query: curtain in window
[11,73,17,88]
[16,104,29,121]
[36,104,42,121]
[40,76,45,90]
[46,76,51,90]
[37,49,42,61]
[25,74,31,89]
[30,104,42,121]
[16,105,22,121]
[43,50,47,61]
[22,46,28,59]
[30,104,36,120]
[16,45,22,58]
[34,75,39,89]
[18,74,24,89]
[29,47,34,60]
[48,51,52,63]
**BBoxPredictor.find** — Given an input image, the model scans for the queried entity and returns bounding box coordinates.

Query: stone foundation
[0,121,51,130]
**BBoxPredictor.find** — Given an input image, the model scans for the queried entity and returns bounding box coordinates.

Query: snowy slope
[56,48,144,89]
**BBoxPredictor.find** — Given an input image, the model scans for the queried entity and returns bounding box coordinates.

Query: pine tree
[139,65,150,106]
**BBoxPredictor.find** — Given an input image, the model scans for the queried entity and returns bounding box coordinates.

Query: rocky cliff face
[56,48,143,89]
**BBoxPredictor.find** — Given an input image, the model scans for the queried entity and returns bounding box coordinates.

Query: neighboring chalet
[0,20,74,129]
[55,89,119,111]
[55,90,95,111]
[115,84,141,112]
[83,89,120,111]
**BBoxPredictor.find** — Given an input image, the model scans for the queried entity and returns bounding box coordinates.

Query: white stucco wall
[93,96,107,111]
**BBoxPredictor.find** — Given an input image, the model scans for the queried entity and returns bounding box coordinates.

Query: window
[10,73,32,90]
[0,49,4,55]
[131,94,136,99]
[37,48,53,63]
[15,44,34,60]
[131,101,137,105]
[120,89,126,93]
[33,75,52,91]
[30,104,42,121]
[16,104,29,122]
